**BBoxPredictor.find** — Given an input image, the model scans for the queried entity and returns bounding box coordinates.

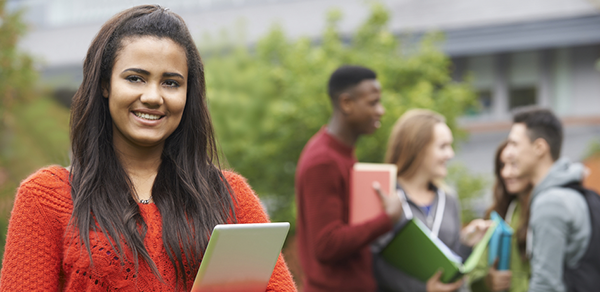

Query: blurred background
[1,0,600,288]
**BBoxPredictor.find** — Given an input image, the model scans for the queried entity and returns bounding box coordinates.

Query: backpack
[561,182,600,292]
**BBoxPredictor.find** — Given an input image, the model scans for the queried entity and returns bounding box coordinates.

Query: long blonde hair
[385,109,446,180]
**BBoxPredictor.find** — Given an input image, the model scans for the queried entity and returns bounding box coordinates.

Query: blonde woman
[373,109,489,292]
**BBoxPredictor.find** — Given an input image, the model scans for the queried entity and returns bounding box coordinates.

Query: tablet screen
[192,222,290,292]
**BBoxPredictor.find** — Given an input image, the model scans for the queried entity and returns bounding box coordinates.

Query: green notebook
[380,218,498,283]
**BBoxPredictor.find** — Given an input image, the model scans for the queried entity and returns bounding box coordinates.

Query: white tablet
[191,222,290,292]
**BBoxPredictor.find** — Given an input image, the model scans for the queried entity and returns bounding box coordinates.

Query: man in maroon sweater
[295,66,403,292]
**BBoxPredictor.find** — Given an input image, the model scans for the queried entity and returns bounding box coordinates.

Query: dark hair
[69,5,236,288]
[485,141,531,261]
[513,107,563,161]
[327,65,376,107]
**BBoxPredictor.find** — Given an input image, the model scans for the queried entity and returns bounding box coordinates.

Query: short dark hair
[513,107,563,161]
[327,65,377,107]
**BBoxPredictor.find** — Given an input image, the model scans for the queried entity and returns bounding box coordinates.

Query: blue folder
[488,211,513,270]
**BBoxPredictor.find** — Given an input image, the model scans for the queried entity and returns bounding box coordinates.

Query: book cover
[498,233,512,270]
[349,163,397,225]
[488,211,513,270]
[380,218,498,283]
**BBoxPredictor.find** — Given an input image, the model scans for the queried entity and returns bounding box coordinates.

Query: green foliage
[0,96,71,265]
[446,163,489,223]
[0,0,42,174]
[0,0,52,265]
[0,0,37,118]
[203,3,479,228]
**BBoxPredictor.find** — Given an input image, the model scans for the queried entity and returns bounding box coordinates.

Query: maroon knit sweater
[295,128,393,292]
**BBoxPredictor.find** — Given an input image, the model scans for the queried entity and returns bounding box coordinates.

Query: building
[419,0,600,176]
[9,0,600,177]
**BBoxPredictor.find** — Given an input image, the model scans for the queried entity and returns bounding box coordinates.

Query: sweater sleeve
[0,175,63,291]
[223,171,298,292]
[299,161,392,264]
[528,192,570,292]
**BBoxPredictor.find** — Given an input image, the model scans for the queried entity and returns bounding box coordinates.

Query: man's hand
[426,270,463,292]
[485,259,512,291]
[372,181,403,224]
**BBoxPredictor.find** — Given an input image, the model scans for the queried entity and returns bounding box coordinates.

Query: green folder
[380,218,498,283]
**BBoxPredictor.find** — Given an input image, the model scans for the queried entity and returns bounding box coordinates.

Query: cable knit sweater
[0,166,297,292]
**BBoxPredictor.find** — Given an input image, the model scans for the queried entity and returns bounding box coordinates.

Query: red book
[349,163,398,225]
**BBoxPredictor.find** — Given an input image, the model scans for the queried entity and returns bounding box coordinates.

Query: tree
[0,0,37,129]
[0,0,40,262]
[0,0,38,163]
[202,3,479,229]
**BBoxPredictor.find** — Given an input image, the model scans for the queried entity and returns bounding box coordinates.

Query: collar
[396,183,439,206]
[396,183,446,238]
[320,126,354,158]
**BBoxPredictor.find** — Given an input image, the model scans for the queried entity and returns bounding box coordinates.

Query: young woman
[0,5,296,291]
[372,109,490,292]
[469,141,532,292]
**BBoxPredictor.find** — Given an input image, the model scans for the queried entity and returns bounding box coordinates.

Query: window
[508,52,539,110]
[463,55,494,117]
[466,89,493,116]
[509,87,537,110]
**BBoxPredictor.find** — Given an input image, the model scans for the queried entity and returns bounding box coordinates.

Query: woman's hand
[426,270,463,292]
[485,259,512,291]
[460,219,492,247]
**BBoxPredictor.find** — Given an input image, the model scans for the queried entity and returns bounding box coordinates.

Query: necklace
[139,197,152,204]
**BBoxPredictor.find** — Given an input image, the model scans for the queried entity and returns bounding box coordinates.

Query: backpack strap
[561,181,587,195]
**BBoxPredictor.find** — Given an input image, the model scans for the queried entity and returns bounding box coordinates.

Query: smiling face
[503,123,537,181]
[346,79,385,135]
[500,149,531,194]
[104,36,188,151]
[421,123,454,180]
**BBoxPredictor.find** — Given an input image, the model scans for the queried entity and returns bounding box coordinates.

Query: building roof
[442,14,600,56]
[387,0,600,31]
[11,0,600,64]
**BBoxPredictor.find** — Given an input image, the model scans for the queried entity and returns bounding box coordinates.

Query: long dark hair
[69,5,236,288]
[485,141,530,261]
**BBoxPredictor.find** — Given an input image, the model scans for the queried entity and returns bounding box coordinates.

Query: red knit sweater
[0,166,297,292]
[295,128,393,292]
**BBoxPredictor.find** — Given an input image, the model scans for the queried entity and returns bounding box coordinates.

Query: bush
[446,163,489,223]
[203,3,479,229]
